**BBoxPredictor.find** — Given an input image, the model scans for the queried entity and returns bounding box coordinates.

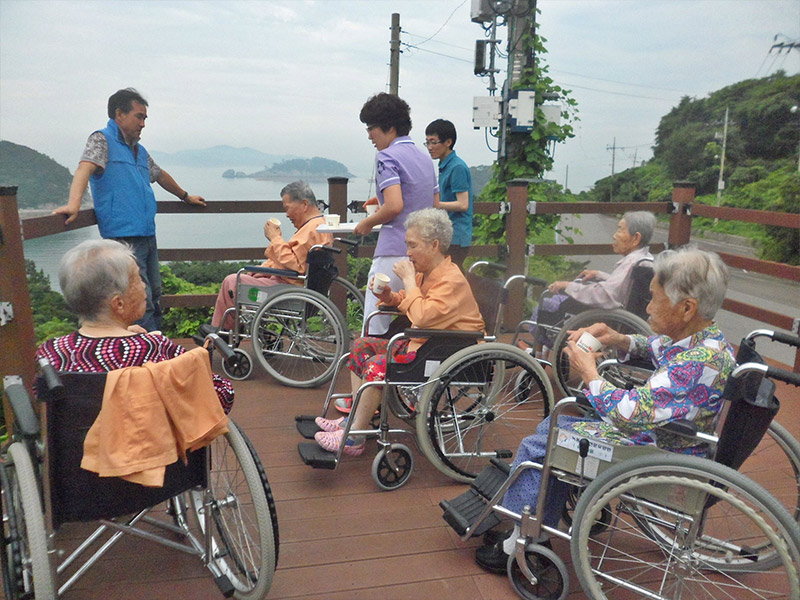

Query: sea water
[23,165,374,290]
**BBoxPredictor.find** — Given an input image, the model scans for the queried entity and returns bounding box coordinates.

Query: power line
[410,0,467,46]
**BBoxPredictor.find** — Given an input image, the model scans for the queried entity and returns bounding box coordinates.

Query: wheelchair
[294,266,556,490]
[441,329,800,600]
[511,256,655,397]
[211,240,364,388]
[0,335,278,599]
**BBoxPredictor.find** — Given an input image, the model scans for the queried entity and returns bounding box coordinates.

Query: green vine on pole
[473,15,579,260]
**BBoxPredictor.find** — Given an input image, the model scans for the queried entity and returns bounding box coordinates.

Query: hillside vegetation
[0,141,79,209]
[581,71,799,264]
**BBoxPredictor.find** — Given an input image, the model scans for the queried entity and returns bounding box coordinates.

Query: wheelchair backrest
[39,372,206,528]
[465,271,508,336]
[713,338,780,472]
[624,258,654,320]
[305,247,339,296]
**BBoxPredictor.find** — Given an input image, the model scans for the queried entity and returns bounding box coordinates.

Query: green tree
[26,260,78,343]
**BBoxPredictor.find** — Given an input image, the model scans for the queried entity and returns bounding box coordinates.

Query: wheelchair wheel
[507,542,569,600]
[552,309,651,397]
[371,444,414,491]
[737,420,800,528]
[416,343,554,483]
[251,288,348,388]
[190,421,276,600]
[1,443,54,600]
[329,276,365,340]
[221,348,254,381]
[571,454,800,599]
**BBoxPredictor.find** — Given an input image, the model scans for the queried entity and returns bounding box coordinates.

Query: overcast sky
[1,0,798,194]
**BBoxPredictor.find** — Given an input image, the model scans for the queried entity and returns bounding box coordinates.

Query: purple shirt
[374,136,438,256]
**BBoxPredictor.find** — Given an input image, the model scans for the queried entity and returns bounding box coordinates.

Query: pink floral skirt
[347,336,417,382]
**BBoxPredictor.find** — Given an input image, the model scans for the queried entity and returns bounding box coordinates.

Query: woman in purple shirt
[353,93,438,336]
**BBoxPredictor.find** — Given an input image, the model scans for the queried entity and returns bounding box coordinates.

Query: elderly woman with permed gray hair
[474,245,736,573]
[313,208,485,456]
[35,239,234,413]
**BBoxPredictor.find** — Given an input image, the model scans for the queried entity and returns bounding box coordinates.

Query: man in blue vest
[54,88,206,331]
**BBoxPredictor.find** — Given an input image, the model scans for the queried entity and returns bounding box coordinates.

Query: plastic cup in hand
[268,217,280,226]
[325,214,340,227]
[372,273,390,294]
[365,204,378,216]
[576,331,602,353]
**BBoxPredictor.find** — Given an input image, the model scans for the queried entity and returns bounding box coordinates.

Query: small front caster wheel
[371,444,414,491]
[222,348,254,381]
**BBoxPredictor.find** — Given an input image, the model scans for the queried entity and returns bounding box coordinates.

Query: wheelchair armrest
[2,376,40,439]
[402,329,484,341]
[658,419,698,438]
[205,333,236,361]
[377,305,401,313]
[241,265,301,279]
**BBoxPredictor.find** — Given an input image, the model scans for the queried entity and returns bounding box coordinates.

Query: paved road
[556,214,799,367]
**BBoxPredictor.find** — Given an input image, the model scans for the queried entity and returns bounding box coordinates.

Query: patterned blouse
[35,332,234,414]
[569,323,736,455]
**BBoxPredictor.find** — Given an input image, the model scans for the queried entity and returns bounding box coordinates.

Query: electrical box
[473,96,501,129]
[541,104,561,127]
[508,89,536,131]
[471,0,494,23]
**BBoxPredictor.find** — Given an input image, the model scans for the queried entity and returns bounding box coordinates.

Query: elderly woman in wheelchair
[35,238,234,413]
[525,211,656,362]
[312,207,485,456]
[467,246,738,573]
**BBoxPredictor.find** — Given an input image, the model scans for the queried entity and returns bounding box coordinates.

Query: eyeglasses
[423,140,442,148]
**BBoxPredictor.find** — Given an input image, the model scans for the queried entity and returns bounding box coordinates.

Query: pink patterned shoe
[314,416,346,433]
[314,429,365,456]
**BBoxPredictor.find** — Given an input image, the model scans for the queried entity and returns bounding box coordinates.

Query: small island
[223,157,354,181]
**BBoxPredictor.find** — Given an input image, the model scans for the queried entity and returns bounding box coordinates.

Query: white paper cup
[365,204,378,216]
[372,273,390,294]
[576,331,602,353]
[325,214,340,227]
[268,217,280,226]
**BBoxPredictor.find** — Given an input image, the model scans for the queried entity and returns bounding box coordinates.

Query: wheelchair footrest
[440,489,501,537]
[298,441,337,469]
[295,415,322,439]
[474,460,512,499]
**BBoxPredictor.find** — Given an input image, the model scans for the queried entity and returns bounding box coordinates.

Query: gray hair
[59,239,137,321]
[405,208,453,251]
[654,246,729,320]
[280,180,318,207]
[622,211,656,247]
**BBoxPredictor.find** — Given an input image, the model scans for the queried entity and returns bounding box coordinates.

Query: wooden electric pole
[389,13,400,95]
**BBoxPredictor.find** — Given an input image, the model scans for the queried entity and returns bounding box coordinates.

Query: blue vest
[90,119,157,238]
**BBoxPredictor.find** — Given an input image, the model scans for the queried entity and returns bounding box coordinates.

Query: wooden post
[327,177,349,313]
[0,187,38,430]
[506,180,530,329]
[668,181,695,248]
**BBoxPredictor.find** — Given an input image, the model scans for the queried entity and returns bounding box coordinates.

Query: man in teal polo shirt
[54,88,206,331]
[425,119,473,269]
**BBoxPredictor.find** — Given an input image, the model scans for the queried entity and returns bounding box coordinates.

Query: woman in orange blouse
[314,208,485,456]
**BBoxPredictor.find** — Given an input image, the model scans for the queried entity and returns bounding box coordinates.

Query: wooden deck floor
[32,343,800,599]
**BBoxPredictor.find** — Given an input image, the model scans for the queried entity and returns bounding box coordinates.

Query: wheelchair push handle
[334,237,358,248]
[2,376,40,439]
[732,361,800,388]
[38,357,64,394]
[205,333,236,361]
[745,328,800,348]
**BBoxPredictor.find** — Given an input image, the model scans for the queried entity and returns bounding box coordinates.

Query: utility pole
[714,106,729,224]
[389,13,400,95]
[606,137,617,202]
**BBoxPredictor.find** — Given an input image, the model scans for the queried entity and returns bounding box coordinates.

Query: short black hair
[425,119,457,150]
[107,88,148,119]
[359,93,412,137]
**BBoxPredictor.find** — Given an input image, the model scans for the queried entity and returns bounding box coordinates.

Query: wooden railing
[2,178,799,398]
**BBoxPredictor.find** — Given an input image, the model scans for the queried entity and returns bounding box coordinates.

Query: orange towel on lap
[81,347,229,487]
